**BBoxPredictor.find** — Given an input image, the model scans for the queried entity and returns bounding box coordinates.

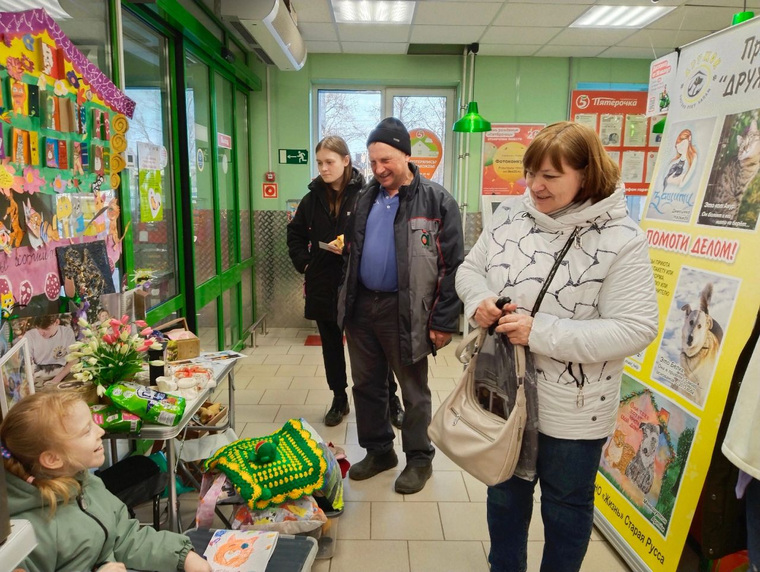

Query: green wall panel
[250,53,651,212]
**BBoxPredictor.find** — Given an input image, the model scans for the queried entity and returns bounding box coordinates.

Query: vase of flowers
[68,315,164,396]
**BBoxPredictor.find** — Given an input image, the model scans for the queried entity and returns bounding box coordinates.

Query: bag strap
[530,227,579,317]
[455,327,486,364]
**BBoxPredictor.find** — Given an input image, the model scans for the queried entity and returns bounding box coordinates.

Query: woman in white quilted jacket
[456,121,658,572]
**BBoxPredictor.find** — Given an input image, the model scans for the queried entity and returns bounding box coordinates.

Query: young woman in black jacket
[287,136,365,426]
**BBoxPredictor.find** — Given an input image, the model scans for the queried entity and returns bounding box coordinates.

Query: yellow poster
[593,20,760,572]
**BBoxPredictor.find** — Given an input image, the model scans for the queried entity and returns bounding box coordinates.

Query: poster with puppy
[651,267,740,407]
[599,374,698,536]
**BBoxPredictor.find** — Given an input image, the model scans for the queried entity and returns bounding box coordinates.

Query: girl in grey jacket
[2,391,210,572]
[456,121,658,572]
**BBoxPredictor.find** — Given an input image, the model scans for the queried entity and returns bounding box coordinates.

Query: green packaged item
[105,382,186,426]
[90,403,143,433]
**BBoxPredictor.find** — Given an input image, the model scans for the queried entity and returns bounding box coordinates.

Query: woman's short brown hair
[523,121,620,203]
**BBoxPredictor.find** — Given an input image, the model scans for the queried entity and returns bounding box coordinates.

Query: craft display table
[102,358,236,532]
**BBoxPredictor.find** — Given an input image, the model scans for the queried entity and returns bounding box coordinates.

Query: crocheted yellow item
[204,418,327,510]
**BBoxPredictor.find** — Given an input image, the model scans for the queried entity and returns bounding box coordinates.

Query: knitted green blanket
[204,418,327,509]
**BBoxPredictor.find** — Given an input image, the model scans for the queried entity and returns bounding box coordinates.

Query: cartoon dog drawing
[625,422,660,494]
[680,283,723,404]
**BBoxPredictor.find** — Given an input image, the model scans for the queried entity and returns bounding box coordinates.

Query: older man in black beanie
[337,116,464,494]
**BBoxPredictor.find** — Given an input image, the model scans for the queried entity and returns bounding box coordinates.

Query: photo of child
[12,313,76,387]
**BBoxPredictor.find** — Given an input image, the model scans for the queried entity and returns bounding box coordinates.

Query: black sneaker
[389,395,404,429]
[324,395,349,426]
[394,463,433,494]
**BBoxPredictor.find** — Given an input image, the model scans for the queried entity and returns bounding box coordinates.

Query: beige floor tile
[278,364,318,377]
[307,421,348,445]
[234,404,280,423]
[290,376,331,390]
[329,540,409,572]
[428,377,456,391]
[528,510,545,541]
[311,558,331,572]
[431,449,464,471]
[409,540,490,572]
[259,388,309,405]
[245,364,281,378]
[231,389,264,404]
[252,335,280,346]
[236,353,266,365]
[300,354,326,365]
[275,337,308,346]
[263,354,304,365]
[580,540,631,571]
[371,502,443,540]
[462,472,488,502]
[252,345,292,355]
[439,502,489,540]
[239,422,284,439]
[429,364,466,378]
[307,388,336,405]
[343,469,404,502]
[275,404,327,424]
[287,345,323,355]
[402,470,469,503]
[244,376,293,390]
[337,501,370,539]
[345,422,359,445]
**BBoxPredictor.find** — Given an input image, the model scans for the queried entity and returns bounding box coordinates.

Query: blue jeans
[748,477,759,572]
[487,432,606,572]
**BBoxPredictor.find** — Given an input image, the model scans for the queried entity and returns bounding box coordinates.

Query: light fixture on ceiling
[453,43,491,133]
[331,0,415,24]
[732,0,755,25]
[570,5,675,28]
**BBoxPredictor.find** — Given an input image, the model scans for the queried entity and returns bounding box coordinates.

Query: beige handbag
[428,326,527,486]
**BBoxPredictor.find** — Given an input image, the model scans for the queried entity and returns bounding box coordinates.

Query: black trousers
[344,288,434,465]
[315,320,347,394]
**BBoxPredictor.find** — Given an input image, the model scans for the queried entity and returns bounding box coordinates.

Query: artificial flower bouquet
[68,315,165,396]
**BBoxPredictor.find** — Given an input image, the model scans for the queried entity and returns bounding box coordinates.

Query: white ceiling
[290,0,759,59]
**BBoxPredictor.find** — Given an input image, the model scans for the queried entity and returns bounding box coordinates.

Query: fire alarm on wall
[265,171,276,182]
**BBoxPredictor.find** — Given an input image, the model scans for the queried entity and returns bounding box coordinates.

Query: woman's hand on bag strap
[494,312,533,347]
[473,296,511,329]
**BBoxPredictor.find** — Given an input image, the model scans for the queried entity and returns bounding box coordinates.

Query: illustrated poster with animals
[593,18,760,572]
[0,8,132,314]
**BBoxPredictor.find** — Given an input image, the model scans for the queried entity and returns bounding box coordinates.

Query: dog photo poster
[644,117,716,224]
[599,374,698,536]
[651,267,740,407]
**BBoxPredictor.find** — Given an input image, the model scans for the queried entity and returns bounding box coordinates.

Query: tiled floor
[164,327,702,572]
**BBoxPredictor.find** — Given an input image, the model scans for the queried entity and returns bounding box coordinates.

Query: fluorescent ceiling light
[332,0,415,24]
[571,5,674,28]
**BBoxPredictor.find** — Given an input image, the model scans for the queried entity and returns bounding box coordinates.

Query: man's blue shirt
[359,188,399,291]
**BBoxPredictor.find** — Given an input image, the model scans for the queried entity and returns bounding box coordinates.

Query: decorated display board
[0,9,133,313]
[592,20,760,572]
[570,90,660,195]
[480,123,545,195]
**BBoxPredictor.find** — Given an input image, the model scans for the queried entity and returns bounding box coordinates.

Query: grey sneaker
[324,395,349,427]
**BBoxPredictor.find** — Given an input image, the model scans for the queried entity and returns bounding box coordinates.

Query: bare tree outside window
[318,90,381,178]
[394,96,447,184]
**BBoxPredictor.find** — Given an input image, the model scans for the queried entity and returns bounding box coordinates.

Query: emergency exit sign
[278,149,308,164]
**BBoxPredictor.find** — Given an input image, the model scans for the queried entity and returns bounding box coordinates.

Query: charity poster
[0,8,131,311]
[697,108,760,230]
[481,123,544,195]
[599,374,698,536]
[647,52,678,117]
[570,90,657,195]
[646,117,717,224]
[409,127,443,181]
[594,20,760,572]
[139,169,163,222]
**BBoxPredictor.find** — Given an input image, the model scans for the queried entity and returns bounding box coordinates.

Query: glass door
[122,10,180,315]
[387,88,456,190]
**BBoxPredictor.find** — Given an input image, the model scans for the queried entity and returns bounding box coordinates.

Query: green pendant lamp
[453,101,491,133]
[733,0,755,25]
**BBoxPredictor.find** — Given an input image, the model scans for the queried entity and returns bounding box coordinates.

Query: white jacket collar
[520,184,628,231]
